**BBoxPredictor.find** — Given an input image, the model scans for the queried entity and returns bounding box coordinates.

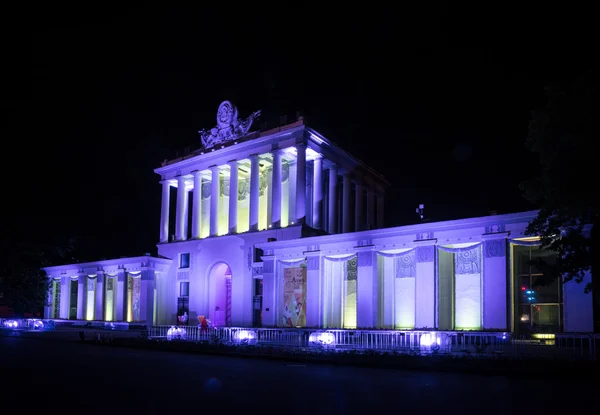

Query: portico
[156,102,389,243]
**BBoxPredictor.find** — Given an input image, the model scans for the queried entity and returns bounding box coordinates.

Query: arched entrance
[208,262,232,327]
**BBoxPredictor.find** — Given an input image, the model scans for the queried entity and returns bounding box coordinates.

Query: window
[180,281,189,297]
[513,245,561,334]
[180,253,190,268]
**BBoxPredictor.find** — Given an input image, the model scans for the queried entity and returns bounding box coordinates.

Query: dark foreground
[2,335,599,414]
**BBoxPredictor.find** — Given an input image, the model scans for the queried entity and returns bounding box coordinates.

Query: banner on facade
[282,267,307,327]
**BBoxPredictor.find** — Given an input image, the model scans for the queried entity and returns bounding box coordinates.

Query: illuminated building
[43,101,594,334]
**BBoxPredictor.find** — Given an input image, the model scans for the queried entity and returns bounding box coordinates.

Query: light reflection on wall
[86,277,95,321]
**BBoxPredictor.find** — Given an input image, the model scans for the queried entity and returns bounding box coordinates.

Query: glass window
[180,281,189,297]
[180,253,190,268]
[513,245,561,334]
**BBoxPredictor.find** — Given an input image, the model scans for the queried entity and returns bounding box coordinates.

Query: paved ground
[1,333,598,414]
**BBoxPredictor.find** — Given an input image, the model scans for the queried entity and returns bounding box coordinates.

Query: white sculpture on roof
[198,101,261,148]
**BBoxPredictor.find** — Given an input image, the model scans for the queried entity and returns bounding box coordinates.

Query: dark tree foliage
[0,235,79,316]
[520,70,597,293]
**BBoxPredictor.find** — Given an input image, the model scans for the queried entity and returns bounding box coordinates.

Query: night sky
[6,6,592,263]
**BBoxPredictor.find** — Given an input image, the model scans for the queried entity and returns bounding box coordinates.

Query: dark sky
[4,5,592,262]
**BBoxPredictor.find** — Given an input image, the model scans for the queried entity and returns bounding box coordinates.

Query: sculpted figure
[199,101,261,148]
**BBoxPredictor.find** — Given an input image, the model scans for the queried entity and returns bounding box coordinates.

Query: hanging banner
[282,267,307,327]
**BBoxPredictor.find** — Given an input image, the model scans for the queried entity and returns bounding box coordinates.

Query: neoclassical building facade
[43,101,594,334]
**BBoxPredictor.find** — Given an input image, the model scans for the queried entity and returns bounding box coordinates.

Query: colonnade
[159,145,385,242]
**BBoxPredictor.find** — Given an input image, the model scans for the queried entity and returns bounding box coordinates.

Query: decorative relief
[395,250,416,278]
[220,175,230,197]
[202,182,211,200]
[357,251,373,267]
[247,248,253,271]
[346,256,357,281]
[357,239,373,247]
[198,101,261,148]
[264,248,274,256]
[455,247,481,274]
[485,224,506,234]
[238,177,249,201]
[87,279,95,291]
[259,168,271,197]
[306,244,319,252]
[177,271,189,281]
[282,162,290,182]
[416,232,434,240]
[416,245,435,262]
[484,238,506,258]
[252,266,263,277]
[307,256,320,270]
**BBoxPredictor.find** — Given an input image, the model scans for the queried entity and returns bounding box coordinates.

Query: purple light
[4,320,18,328]
[308,332,335,347]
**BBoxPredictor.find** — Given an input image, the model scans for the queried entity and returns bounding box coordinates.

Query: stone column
[210,165,220,236]
[354,181,364,232]
[295,144,307,224]
[249,154,260,231]
[77,274,87,320]
[191,170,202,239]
[271,150,282,228]
[415,240,436,329]
[288,160,297,224]
[356,249,377,328]
[175,176,188,241]
[159,181,170,243]
[139,270,156,324]
[228,160,239,234]
[376,193,385,229]
[482,234,508,330]
[312,156,323,229]
[366,188,375,230]
[342,174,351,233]
[305,253,321,327]
[60,277,69,319]
[261,256,276,327]
[116,271,126,321]
[328,165,338,234]
[95,273,104,321]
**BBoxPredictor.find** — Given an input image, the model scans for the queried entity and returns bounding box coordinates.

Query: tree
[520,70,597,293]
[0,235,79,316]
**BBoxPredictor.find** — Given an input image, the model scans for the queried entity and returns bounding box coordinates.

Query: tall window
[513,245,561,334]
[177,281,189,325]
[180,253,190,268]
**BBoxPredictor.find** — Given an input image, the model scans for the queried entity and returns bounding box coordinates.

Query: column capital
[227,159,238,164]
[209,164,219,171]
[248,153,259,159]
[191,169,202,176]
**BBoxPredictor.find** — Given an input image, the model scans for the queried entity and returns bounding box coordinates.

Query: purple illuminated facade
[43,101,594,334]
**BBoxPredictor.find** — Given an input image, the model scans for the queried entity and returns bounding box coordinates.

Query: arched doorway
[208,262,232,327]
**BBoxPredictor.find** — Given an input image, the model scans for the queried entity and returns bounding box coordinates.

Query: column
[159,181,170,243]
[271,150,282,228]
[366,188,375,230]
[95,273,104,320]
[175,176,188,241]
[288,160,297,224]
[191,170,202,239]
[356,249,377,328]
[342,175,351,233]
[228,160,239,234]
[295,144,306,224]
[354,181,364,231]
[77,274,87,320]
[210,165,220,236]
[415,240,436,329]
[116,271,125,321]
[312,156,323,229]
[139,270,156,324]
[483,235,508,330]
[328,165,338,234]
[261,256,276,327]
[376,193,385,229]
[305,253,321,327]
[249,154,260,231]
